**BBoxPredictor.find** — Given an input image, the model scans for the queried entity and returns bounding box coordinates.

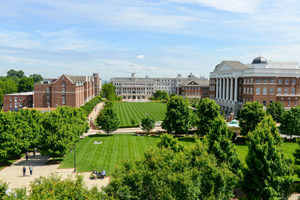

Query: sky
[0,0,300,80]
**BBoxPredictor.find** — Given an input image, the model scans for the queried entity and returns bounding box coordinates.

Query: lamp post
[73,143,76,172]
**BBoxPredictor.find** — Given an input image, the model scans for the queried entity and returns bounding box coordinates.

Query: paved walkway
[0,152,109,191]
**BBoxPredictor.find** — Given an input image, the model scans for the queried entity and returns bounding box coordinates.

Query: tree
[7,69,24,78]
[162,96,191,136]
[0,79,18,108]
[0,180,8,198]
[243,115,293,199]
[96,103,119,134]
[238,101,266,135]
[101,83,117,101]
[104,140,237,200]
[152,90,169,101]
[266,101,285,123]
[206,116,241,174]
[39,106,88,159]
[157,133,183,152]
[18,77,34,92]
[280,106,300,136]
[29,74,43,83]
[141,115,155,135]
[195,98,220,136]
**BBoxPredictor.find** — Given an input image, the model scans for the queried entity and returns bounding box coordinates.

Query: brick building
[3,92,33,112]
[209,57,300,116]
[34,73,101,108]
[176,74,209,98]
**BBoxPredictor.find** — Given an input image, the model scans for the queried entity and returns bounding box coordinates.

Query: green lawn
[114,102,167,127]
[60,134,299,180]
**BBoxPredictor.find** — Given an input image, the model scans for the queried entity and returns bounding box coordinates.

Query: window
[9,97,12,101]
[263,100,267,106]
[244,87,246,94]
[15,102,17,108]
[278,79,282,84]
[292,79,296,84]
[250,88,253,94]
[62,99,66,105]
[285,79,289,85]
[277,87,282,93]
[62,81,65,87]
[10,103,12,107]
[19,97,22,101]
[247,88,249,94]
[62,88,65,93]
[263,79,268,83]
[270,79,274,83]
[256,88,261,95]
[14,97,17,102]
[263,88,267,95]
[19,103,22,107]
[250,78,253,83]
[292,88,295,94]
[270,88,274,95]
[288,100,290,106]
[256,79,260,83]
[47,87,50,92]
[284,88,288,94]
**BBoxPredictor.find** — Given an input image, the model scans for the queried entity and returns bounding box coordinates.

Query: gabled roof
[214,61,248,72]
[64,75,87,84]
[178,79,209,86]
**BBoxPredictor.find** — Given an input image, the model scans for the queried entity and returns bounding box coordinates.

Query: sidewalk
[0,152,109,191]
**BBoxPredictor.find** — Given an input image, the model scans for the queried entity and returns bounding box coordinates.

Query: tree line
[0,69,43,109]
[0,96,103,164]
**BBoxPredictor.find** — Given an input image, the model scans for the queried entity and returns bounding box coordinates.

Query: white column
[230,77,233,101]
[219,78,222,99]
[216,78,219,99]
[222,78,225,99]
[226,78,229,100]
[234,77,238,102]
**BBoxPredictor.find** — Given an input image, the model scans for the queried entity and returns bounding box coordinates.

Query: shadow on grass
[177,137,196,143]
[45,158,63,165]
[87,134,114,138]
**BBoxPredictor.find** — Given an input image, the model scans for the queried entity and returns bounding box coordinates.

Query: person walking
[33,148,37,158]
[25,152,29,161]
[23,166,26,176]
[29,165,33,175]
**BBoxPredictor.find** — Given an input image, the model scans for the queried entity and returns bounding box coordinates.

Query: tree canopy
[266,101,285,123]
[238,101,266,135]
[162,96,191,135]
[101,83,117,101]
[280,106,300,136]
[18,77,34,92]
[141,114,155,134]
[104,137,237,200]
[152,90,170,101]
[7,69,24,78]
[29,74,43,83]
[195,98,220,136]
[243,115,293,199]
[96,101,119,134]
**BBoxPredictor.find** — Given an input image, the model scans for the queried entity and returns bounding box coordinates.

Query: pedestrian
[23,166,26,176]
[25,152,29,161]
[29,165,33,175]
[33,147,37,158]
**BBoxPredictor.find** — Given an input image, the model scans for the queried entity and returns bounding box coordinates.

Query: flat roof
[4,91,34,96]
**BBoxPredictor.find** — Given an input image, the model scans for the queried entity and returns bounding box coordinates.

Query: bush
[80,96,102,116]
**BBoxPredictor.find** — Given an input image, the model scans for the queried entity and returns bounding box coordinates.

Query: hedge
[80,96,102,116]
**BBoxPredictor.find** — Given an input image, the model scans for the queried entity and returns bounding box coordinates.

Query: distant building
[111,73,209,100]
[209,57,300,116]
[34,73,101,108]
[3,92,33,112]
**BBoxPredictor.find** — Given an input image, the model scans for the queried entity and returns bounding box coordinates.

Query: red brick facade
[34,73,101,108]
[3,92,33,112]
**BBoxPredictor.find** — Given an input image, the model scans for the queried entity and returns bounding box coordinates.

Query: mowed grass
[114,102,167,127]
[60,134,299,180]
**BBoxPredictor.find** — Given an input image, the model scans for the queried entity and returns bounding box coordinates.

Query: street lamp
[73,143,76,172]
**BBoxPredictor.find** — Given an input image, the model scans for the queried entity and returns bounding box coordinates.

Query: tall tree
[96,102,119,134]
[141,114,155,135]
[195,98,220,136]
[243,115,293,199]
[280,106,300,136]
[266,101,285,123]
[162,96,191,136]
[29,74,43,83]
[7,69,24,78]
[18,77,34,92]
[101,83,117,101]
[157,133,183,152]
[206,116,241,174]
[238,101,266,135]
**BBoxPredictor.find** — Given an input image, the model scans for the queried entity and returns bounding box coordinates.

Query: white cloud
[137,54,144,59]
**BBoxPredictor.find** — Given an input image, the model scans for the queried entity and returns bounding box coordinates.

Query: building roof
[177,79,209,86]
[4,91,34,96]
[65,75,88,84]
[222,61,248,70]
